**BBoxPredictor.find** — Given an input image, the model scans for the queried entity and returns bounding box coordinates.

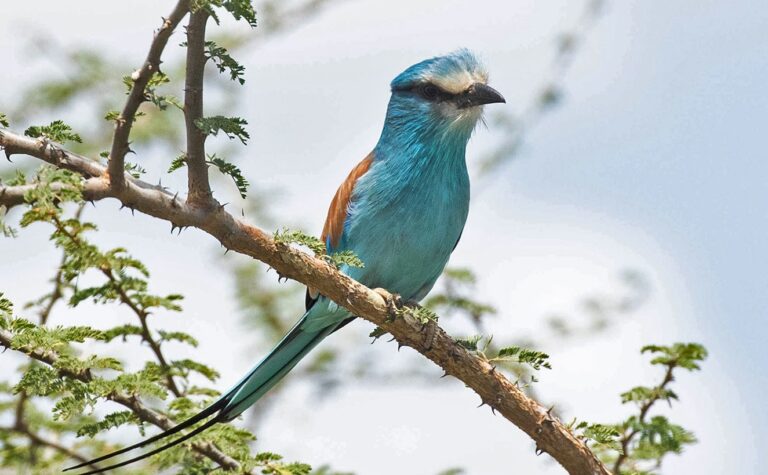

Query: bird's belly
[344,195,467,300]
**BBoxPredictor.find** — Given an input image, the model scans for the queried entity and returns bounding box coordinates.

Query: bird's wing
[306,151,375,310]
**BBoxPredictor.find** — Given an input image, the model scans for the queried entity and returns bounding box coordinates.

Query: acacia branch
[0,327,241,472]
[183,10,213,206]
[0,128,611,475]
[107,0,190,192]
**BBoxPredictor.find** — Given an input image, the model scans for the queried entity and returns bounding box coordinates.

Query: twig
[612,364,675,473]
[107,0,190,192]
[0,128,610,475]
[183,10,213,206]
[101,268,183,396]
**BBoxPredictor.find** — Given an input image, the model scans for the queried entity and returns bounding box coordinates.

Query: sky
[1,0,767,474]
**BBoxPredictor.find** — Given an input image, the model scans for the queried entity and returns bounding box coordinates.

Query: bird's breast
[342,154,470,300]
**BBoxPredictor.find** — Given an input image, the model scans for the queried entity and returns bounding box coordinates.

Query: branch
[183,10,213,206]
[107,0,190,192]
[0,327,241,471]
[0,128,610,474]
[100,267,183,396]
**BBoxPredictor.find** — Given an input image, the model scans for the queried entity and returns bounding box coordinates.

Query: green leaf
[641,343,708,371]
[157,330,199,347]
[76,411,139,438]
[104,110,120,121]
[207,154,249,198]
[620,386,678,406]
[454,335,483,351]
[274,228,327,256]
[194,115,249,145]
[492,345,552,370]
[582,423,623,453]
[327,250,364,269]
[24,120,82,144]
[194,0,257,27]
[0,112,9,127]
[168,153,187,173]
[205,41,245,84]
[124,162,146,178]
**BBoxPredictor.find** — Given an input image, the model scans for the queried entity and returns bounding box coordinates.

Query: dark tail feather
[63,398,228,472]
[72,417,220,475]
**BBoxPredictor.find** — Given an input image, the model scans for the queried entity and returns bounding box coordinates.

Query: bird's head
[386,49,505,136]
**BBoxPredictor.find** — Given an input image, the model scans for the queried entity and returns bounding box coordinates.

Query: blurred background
[1,0,766,473]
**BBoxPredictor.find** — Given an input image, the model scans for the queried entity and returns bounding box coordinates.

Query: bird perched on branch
[68,48,505,473]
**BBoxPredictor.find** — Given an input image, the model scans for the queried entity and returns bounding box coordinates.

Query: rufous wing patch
[321,151,374,250]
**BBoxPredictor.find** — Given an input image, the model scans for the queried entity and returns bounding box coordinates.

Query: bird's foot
[373,288,401,321]
[372,288,436,350]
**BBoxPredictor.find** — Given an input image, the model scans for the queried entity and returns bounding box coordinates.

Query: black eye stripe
[393,82,458,102]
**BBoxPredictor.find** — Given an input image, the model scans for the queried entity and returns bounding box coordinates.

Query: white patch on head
[429,69,489,95]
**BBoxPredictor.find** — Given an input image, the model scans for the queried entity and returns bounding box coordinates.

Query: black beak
[456,83,506,108]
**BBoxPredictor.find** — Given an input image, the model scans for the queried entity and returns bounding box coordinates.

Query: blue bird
[67,49,505,473]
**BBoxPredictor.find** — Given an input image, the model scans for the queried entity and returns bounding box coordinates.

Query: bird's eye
[420,84,440,100]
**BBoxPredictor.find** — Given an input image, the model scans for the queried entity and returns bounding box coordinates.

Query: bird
[66,49,505,474]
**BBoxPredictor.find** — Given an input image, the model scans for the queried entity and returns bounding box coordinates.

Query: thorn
[120,204,126,210]
[218,203,228,211]
[397,342,404,351]
[491,406,497,415]
[88,200,96,207]
[224,248,230,254]
[130,208,135,216]
[546,405,555,417]
[387,336,396,343]
[477,400,486,408]
[4,149,12,161]
[241,209,245,217]
[171,223,178,234]
[440,371,449,378]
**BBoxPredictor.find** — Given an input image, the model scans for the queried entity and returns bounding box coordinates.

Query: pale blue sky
[1,0,766,473]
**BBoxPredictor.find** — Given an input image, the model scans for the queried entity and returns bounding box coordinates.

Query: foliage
[571,342,707,474]
[24,120,82,144]
[194,0,258,28]
[168,153,250,198]
[205,41,246,84]
[274,228,364,269]
[195,115,250,144]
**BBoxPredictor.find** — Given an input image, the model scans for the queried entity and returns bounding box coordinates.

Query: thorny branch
[107,0,190,192]
[183,9,214,206]
[0,128,611,475]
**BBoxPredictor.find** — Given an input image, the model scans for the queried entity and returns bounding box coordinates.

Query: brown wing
[306,151,375,310]
[321,151,375,249]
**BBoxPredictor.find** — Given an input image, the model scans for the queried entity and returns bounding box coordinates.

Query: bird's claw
[373,288,401,321]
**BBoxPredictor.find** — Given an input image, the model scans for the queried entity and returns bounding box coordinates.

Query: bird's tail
[65,308,339,474]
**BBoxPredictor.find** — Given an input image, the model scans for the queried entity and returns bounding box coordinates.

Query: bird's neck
[374,106,475,177]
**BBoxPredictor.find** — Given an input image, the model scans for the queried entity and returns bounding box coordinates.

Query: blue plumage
[68,49,505,473]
